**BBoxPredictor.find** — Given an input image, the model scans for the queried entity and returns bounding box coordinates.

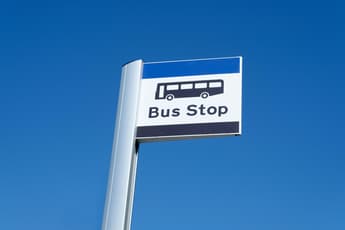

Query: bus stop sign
[136,57,242,142]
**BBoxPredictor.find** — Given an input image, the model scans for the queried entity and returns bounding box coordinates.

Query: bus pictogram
[155,79,224,101]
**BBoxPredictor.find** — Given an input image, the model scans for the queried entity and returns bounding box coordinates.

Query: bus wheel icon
[200,92,209,99]
[166,94,174,101]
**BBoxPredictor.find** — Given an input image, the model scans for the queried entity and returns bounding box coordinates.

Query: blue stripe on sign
[143,57,241,79]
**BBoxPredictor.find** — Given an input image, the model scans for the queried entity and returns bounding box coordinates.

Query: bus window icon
[155,79,224,101]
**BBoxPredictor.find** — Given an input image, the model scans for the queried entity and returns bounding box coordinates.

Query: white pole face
[102,60,143,230]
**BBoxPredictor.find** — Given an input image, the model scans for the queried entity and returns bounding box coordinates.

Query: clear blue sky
[1,0,344,229]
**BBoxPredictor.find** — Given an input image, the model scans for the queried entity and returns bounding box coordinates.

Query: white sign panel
[136,57,242,141]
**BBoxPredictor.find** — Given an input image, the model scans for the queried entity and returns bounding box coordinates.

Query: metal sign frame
[102,60,142,230]
[102,57,242,230]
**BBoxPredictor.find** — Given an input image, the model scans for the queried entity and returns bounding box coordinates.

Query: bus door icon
[155,79,224,101]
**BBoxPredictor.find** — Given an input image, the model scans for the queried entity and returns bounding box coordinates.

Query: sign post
[102,60,143,230]
[102,57,242,230]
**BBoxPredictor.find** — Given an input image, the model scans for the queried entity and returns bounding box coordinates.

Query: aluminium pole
[102,60,143,230]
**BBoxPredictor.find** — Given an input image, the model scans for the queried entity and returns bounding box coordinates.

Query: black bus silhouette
[155,79,224,101]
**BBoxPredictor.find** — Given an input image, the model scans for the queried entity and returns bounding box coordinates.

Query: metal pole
[102,60,143,230]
